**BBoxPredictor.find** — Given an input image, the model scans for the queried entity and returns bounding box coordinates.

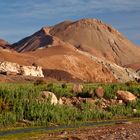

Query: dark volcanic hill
[12,18,140,67]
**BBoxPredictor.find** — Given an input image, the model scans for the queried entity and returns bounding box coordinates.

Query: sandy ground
[23,122,140,140]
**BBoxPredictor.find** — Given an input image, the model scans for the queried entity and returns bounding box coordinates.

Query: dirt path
[24,122,140,140]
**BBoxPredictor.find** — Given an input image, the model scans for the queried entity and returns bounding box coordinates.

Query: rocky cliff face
[0,61,44,77]
[20,65,44,77]
[76,49,138,83]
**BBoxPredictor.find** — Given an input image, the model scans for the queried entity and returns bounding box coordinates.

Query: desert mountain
[0,39,117,83]
[48,19,140,66]
[12,18,140,67]
[0,18,139,83]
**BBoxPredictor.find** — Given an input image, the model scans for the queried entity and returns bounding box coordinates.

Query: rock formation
[117,90,137,103]
[0,61,44,77]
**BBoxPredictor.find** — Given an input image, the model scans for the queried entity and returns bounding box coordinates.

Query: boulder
[41,91,58,105]
[58,98,63,105]
[95,86,104,98]
[133,109,137,113]
[85,98,96,104]
[118,100,123,104]
[117,90,136,103]
[72,84,83,94]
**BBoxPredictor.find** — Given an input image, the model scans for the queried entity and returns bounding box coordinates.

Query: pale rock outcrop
[0,61,44,77]
[58,98,63,105]
[0,61,20,74]
[117,90,137,103]
[41,91,58,105]
[20,66,44,77]
[77,49,137,83]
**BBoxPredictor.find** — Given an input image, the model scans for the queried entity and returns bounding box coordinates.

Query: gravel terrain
[24,122,140,140]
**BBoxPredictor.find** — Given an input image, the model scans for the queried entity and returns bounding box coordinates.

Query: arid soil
[24,122,140,140]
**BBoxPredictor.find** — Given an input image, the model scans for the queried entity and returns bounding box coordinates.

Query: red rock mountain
[0,39,117,83]
[0,18,139,83]
[12,18,140,68]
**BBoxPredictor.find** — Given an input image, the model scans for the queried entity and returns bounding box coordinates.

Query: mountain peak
[11,18,140,67]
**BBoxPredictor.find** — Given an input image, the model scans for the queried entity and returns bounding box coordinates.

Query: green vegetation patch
[0,83,139,128]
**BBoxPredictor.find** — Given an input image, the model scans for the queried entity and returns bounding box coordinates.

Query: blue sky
[0,0,140,45]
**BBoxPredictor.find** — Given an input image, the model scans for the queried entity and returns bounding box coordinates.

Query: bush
[125,81,138,87]
[61,83,67,88]
[47,83,54,91]
[34,79,46,86]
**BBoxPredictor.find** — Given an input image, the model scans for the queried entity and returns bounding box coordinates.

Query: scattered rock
[114,96,117,100]
[72,84,83,94]
[117,90,136,103]
[133,109,137,113]
[41,91,58,105]
[61,97,72,106]
[95,86,104,98]
[18,119,32,125]
[85,98,96,104]
[87,89,94,98]
[118,100,123,104]
[58,98,63,105]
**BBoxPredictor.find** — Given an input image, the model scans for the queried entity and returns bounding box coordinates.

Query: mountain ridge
[12,18,140,68]
[0,18,140,82]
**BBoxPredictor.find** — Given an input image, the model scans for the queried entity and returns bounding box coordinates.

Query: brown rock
[85,98,96,104]
[118,100,123,104]
[133,109,137,113]
[88,89,94,98]
[117,90,136,103]
[61,97,72,106]
[95,86,104,98]
[72,84,83,94]
[58,98,63,105]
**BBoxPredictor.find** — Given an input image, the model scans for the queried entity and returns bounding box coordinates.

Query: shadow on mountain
[43,69,82,82]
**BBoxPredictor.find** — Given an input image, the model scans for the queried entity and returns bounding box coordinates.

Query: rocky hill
[0,18,139,83]
[12,18,140,67]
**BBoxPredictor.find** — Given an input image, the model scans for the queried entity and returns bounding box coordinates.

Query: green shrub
[125,81,138,87]
[47,83,54,91]
[61,83,67,88]
[34,79,46,86]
